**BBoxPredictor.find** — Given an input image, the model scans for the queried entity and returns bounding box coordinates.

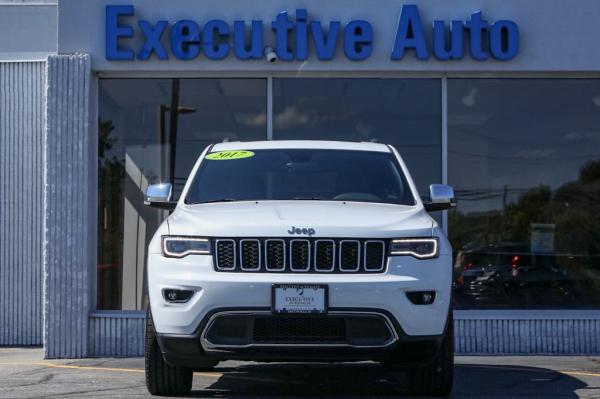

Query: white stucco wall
[0,3,57,60]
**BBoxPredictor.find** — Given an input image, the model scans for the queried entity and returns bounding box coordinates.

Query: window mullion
[441,75,448,234]
[267,76,273,140]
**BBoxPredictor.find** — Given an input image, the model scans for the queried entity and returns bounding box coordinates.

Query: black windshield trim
[186,199,417,206]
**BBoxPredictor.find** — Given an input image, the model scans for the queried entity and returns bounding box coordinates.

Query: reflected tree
[97,119,125,309]
[450,159,600,308]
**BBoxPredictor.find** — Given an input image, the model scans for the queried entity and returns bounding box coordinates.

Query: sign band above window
[105,5,519,62]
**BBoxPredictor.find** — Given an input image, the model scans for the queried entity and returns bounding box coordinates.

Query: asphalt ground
[1,348,599,398]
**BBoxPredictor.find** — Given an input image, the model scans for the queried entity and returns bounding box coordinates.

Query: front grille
[253,316,346,343]
[213,238,387,273]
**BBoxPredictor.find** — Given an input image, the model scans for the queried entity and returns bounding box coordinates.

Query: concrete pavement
[0,348,599,398]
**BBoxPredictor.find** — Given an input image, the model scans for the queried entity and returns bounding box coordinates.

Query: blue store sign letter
[105,4,519,63]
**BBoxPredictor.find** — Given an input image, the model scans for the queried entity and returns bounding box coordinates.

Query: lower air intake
[253,316,346,343]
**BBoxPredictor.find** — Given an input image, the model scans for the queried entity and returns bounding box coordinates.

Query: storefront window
[98,79,267,310]
[449,79,600,309]
[273,79,442,195]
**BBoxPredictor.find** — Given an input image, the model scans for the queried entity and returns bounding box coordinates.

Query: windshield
[185,149,416,206]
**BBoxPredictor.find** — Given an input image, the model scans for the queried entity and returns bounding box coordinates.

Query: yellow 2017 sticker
[205,150,255,160]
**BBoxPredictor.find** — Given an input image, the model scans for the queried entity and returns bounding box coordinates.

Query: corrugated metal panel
[454,313,600,355]
[0,1,57,4]
[86,310,600,357]
[44,54,92,358]
[89,312,145,357]
[0,62,45,346]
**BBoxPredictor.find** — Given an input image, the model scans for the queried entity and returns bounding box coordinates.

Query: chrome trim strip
[364,240,386,272]
[265,239,286,272]
[314,239,336,272]
[215,239,236,271]
[339,240,361,272]
[290,239,311,272]
[200,310,399,351]
[240,239,261,271]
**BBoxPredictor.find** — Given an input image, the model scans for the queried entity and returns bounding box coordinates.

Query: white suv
[144,141,456,397]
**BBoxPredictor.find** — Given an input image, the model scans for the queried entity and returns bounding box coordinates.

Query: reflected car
[453,243,579,307]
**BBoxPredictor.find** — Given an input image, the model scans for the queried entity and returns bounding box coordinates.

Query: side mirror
[144,183,176,210]
[424,184,456,212]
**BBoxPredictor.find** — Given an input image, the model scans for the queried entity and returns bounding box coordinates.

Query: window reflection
[449,79,600,309]
[273,79,441,196]
[97,79,267,310]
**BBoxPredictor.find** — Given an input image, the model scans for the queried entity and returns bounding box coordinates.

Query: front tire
[145,309,193,396]
[407,311,454,397]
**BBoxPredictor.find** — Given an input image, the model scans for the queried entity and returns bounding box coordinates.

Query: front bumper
[148,252,452,338]
[156,307,449,366]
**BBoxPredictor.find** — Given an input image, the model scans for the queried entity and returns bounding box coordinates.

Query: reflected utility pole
[158,78,196,185]
[168,79,180,186]
[159,105,168,180]
[502,184,508,215]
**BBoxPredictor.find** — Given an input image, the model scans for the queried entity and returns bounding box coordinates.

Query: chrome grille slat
[314,240,335,272]
[339,240,360,272]
[213,238,386,274]
[215,239,236,271]
[290,239,311,272]
[240,239,261,271]
[265,239,286,271]
[364,240,385,271]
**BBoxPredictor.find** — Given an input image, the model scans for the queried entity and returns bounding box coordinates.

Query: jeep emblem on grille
[288,226,316,237]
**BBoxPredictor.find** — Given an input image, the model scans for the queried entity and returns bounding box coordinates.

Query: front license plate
[272,284,328,314]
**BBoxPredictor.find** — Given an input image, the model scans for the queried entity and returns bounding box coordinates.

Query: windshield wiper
[292,197,328,200]
[190,198,238,204]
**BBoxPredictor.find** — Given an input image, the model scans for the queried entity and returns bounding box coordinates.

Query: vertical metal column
[44,54,93,358]
[267,76,273,140]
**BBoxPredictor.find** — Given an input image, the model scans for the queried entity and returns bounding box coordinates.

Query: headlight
[389,238,439,259]
[162,236,211,258]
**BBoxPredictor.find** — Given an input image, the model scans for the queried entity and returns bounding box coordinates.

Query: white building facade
[1,0,599,358]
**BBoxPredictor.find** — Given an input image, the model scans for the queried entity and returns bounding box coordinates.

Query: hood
[168,201,434,238]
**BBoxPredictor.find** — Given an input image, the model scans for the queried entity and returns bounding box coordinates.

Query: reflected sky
[449,79,600,214]
[273,78,442,195]
[99,78,268,187]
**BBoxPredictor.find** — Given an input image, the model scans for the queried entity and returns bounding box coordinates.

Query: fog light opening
[162,289,195,303]
[406,290,436,305]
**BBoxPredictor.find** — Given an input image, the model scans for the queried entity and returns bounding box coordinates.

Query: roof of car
[210,140,392,153]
